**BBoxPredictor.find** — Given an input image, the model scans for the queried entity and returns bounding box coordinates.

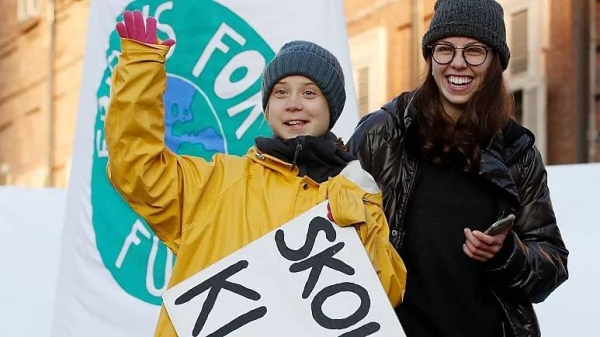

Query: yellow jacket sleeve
[105,39,214,254]
[327,161,407,308]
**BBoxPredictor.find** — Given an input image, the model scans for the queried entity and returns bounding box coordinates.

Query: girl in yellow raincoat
[106,10,406,337]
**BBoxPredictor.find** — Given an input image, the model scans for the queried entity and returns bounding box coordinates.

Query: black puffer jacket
[347,92,569,337]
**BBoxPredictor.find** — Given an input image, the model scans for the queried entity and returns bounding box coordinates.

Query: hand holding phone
[484,214,515,236]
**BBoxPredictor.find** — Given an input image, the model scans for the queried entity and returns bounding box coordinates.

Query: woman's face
[266,75,330,139]
[430,36,494,117]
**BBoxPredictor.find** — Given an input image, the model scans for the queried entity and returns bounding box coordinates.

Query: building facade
[0,0,89,186]
[0,0,598,187]
[345,0,600,164]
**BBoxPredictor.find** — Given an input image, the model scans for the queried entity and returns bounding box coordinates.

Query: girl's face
[430,36,493,118]
[266,75,330,139]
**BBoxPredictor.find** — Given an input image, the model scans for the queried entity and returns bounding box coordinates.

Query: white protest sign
[162,202,405,337]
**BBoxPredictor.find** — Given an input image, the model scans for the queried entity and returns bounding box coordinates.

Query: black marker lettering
[311,282,371,330]
[275,216,336,261]
[289,243,355,299]
[338,322,381,337]
[175,260,265,336]
[206,307,267,337]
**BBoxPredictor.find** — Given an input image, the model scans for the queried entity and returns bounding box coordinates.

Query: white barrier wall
[535,163,600,337]
[0,164,598,336]
[0,187,66,337]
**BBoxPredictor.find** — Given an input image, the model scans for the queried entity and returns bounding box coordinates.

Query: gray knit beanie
[261,40,346,130]
[422,0,510,70]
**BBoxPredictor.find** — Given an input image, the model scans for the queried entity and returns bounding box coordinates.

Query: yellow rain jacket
[106,39,406,337]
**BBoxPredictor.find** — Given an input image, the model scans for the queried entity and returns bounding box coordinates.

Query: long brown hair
[411,54,513,172]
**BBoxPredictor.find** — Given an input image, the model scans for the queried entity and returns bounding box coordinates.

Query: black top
[396,157,504,337]
[346,93,569,337]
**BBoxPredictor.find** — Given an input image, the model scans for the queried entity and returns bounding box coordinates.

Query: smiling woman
[429,36,497,122]
[347,0,569,337]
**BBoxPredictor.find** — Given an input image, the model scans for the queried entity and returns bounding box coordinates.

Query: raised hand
[116,10,175,47]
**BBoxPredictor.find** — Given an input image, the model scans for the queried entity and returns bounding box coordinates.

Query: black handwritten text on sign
[174,260,267,337]
[275,216,381,336]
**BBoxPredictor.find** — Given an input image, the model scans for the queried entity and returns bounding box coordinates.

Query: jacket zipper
[395,157,419,249]
[290,138,303,172]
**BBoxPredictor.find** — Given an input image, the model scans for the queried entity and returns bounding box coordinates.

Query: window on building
[17,0,41,23]
[349,27,387,117]
[0,163,9,185]
[510,82,546,160]
[510,9,529,75]
[357,67,370,116]
[0,121,15,186]
[503,0,548,160]
[513,89,523,123]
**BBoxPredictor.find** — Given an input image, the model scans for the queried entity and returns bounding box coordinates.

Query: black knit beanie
[261,40,346,130]
[422,0,511,70]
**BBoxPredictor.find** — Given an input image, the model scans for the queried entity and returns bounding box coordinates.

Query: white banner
[52,1,359,336]
[162,202,404,337]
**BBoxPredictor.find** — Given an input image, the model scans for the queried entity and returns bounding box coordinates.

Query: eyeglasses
[428,43,491,66]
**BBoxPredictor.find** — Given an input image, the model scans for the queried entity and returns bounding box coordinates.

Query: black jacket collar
[384,93,536,204]
[254,132,355,183]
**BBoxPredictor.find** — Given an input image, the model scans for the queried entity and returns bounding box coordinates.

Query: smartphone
[484,214,515,236]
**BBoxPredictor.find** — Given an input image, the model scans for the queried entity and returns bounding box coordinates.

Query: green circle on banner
[92,0,274,305]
